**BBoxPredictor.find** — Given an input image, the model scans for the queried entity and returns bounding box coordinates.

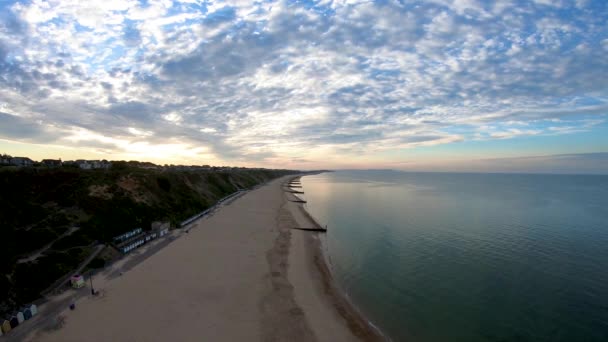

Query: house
[77,160,92,169]
[71,275,85,289]
[0,154,11,165]
[96,160,112,169]
[9,157,33,167]
[62,160,77,167]
[76,159,112,169]
[41,159,62,167]
[89,160,103,169]
[1,318,10,334]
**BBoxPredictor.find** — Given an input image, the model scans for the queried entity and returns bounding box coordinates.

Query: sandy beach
[18,175,384,342]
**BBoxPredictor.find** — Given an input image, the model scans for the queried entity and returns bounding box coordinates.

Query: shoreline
[12,175,385,342]
[285,175,387,341]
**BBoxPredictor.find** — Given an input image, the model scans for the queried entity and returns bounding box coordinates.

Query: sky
[0,0,607,173]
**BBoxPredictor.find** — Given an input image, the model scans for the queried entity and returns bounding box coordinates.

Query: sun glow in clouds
[61,127,216,163]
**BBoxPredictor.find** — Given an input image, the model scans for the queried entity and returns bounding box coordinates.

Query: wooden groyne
[291,227,327,232]
[295,200,327,232]
[286,176,326,233]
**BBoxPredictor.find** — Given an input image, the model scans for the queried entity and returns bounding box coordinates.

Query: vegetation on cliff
[0,163,295,313]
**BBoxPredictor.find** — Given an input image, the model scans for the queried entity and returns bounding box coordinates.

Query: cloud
[0,112,63,143]
[0,0,606,168]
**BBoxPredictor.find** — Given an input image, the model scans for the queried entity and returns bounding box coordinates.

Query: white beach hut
[16,311,24,324]
[30,303,38,316]
[159,226,169,237]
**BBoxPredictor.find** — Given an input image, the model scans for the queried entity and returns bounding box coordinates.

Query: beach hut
[151,221,170,238]
[27,303,38,317]
[71,274,85,289]
[16,311,24,323]
[22,304,37,320]
[1,318,11,334]
[22,307,32,320]
[8,313,19,329]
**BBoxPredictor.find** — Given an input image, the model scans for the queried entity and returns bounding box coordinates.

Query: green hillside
[0,163,295,313]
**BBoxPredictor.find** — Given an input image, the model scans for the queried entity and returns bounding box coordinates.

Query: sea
[299,170,608,342]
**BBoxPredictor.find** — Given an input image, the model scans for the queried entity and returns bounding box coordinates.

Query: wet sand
[286,178,386,342]
[24,175,383,342]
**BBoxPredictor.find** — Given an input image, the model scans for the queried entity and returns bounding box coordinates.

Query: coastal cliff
[0,163,295,313]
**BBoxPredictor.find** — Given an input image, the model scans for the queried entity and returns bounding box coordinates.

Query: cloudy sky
[0,0,607,172]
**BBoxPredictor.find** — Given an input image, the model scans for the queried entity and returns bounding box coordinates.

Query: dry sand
[23,175,384,342]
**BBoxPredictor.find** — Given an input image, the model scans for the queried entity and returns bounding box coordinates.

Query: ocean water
[300,170,608,342]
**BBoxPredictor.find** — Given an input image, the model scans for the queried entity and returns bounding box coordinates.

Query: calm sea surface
[300,170,608,342]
